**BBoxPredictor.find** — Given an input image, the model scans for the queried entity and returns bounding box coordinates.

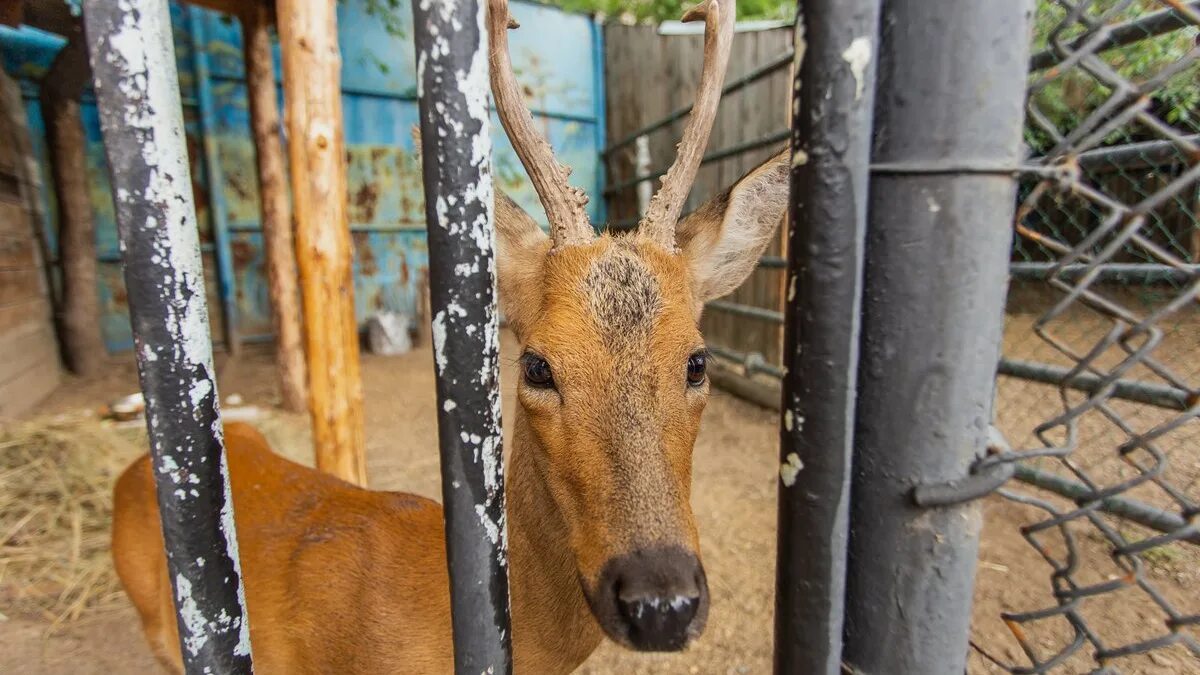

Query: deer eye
[523,354,555,389]
[687,352,708,387]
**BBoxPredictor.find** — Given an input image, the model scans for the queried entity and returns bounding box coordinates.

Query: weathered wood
[242,5,308,413]
[0,320,56,384]
[0,350,61,419]
[0,234,37,269]
[276,0,366,486]
[0,200,28,235]
[0,267,43,306]
[41,20,103,376]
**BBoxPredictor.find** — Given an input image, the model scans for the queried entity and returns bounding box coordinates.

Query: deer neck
[506,406,604,673]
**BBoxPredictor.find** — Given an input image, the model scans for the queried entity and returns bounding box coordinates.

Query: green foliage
[1027,0,1199,153]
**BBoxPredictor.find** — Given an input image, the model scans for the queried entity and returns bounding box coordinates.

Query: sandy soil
[1,310,1196,673]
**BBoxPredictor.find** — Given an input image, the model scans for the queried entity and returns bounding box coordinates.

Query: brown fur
[111,150,791,673]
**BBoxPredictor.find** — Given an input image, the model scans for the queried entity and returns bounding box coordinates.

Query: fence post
[841,1,1034,672]
[82,1,252,673]
[276,0,367,486]
[775,0,879,673]
[412,0,512,673]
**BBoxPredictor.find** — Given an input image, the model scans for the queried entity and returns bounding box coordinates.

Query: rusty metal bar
[412,0,512,672]
[82,0,252,672]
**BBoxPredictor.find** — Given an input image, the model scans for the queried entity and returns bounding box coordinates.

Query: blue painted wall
[0,0,604,352]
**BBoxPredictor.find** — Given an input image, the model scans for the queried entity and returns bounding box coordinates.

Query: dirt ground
[1,307,1197,673]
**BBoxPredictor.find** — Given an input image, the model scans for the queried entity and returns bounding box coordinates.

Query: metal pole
[775,1,878,673]
[188,7,239,355]
[997,357,1194,411]
[843,1,1033,672]
[82,1,252,673]
[412,1,512,673]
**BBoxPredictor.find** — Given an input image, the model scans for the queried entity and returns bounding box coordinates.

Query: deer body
[113,0,793,671]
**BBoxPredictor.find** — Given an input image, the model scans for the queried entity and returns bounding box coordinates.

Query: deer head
[489,0,789,652]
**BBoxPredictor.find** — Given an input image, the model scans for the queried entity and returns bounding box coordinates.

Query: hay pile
[0,412,146,629]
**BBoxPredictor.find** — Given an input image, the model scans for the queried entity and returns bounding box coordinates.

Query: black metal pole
[412,2,512,673]
[82,1,252,673]
[842,0,1033,672]
[775,1,879,673]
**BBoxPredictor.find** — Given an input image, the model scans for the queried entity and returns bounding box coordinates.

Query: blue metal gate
[0,0,605,352]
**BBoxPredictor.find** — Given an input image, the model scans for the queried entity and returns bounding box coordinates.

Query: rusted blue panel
[2,0,603,350]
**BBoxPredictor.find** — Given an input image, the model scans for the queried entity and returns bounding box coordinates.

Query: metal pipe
[843,1,1034,672]
[709,343,786,379]
[604,129,790,196]
[412,1,512,672]
[82,1,252,672]
[1028,1,1200,72]
[1012,465,1200,546]
[997,358,1194,411]
[1067,133,1200,171]
[775,1,879,672]
[1010,262,1199,284]
[188,7,240,355]
[706,299,784,323]
[603,49,793,156]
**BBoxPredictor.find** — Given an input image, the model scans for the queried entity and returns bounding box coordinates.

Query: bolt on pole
[412,0,513,672]
[82,1,252,673]
[842,0,1034,672]
[775,0,880,673]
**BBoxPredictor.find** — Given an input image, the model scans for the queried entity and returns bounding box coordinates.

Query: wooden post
[241,4,309,413]
[41,20,104,376]
[275,0,366,485]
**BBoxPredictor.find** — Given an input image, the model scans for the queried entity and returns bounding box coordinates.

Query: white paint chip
[780,452,805,487]
[842,37,872,101]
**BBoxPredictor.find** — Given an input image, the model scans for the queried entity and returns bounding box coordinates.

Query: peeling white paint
[219,445,252,657]
[784,409,794,431]
[926,194,941,213]
[443,399,457,411]
[432,310,448,374]
[841,37,872,101]
[174,574,208,656]
[780,452,805,487]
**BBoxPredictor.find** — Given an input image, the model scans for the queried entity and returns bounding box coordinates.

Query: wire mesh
[980,1,1199,672]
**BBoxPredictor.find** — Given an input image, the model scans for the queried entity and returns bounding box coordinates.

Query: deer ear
[494,190,551,338]
[675,150,789,306]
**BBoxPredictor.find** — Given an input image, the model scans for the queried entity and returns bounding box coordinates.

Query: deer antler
[487,0,593,249]
[639,0,735,250]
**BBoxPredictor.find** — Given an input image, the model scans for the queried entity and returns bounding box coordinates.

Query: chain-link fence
[979,1,1200,672]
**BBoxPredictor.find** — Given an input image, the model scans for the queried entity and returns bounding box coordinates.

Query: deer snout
[585,545,709,651]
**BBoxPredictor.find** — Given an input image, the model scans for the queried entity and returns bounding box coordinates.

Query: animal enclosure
[1,0,1198,674]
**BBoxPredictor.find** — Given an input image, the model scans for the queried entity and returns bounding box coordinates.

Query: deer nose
[617,590,700,650]
[591,545,709,651]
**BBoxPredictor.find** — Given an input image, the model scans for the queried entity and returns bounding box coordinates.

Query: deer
[111,0,791,672]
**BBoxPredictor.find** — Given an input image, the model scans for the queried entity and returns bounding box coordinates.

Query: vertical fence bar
[82,1,252,673]
[841,1,1033,672]
[188,6,239,355]
[412,1,512,673]
[774,0,879,673]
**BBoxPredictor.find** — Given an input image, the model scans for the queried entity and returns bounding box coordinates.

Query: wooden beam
[241,5,308,413]
[41,19,104,376]
[275,0,366,486]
